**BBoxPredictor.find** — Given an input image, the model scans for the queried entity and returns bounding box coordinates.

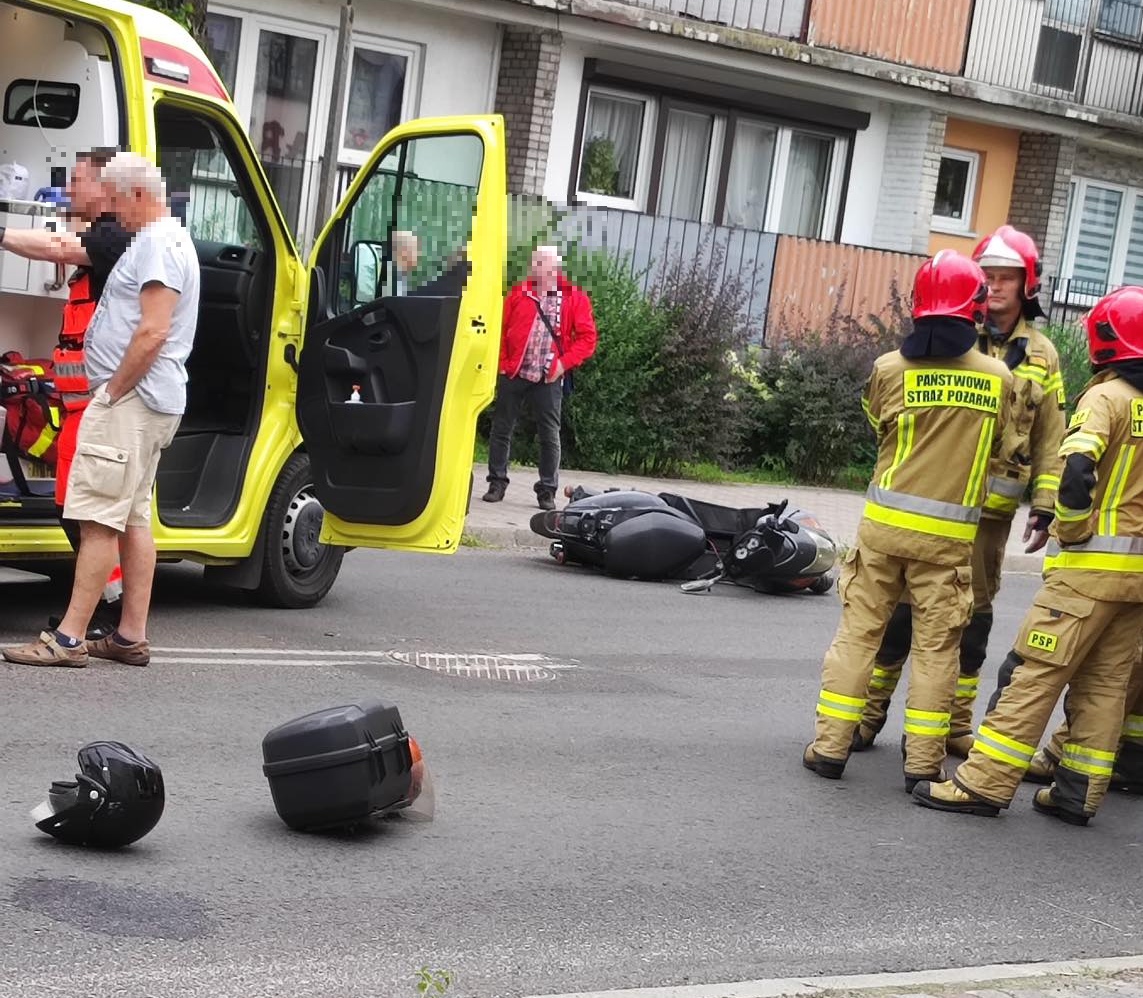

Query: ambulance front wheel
[255,453,344,609]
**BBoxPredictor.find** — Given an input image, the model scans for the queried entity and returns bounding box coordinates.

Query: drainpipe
[960,0,978,76]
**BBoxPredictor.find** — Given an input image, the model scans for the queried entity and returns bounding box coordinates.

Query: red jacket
[499,276,598,378]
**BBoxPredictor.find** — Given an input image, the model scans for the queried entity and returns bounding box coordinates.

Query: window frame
[1096,0,1143,41]
[337,36,422,168]
[571,81,850,239]
[930,147,981,236]
[573,84,658,211]
[1057,174,1142,306]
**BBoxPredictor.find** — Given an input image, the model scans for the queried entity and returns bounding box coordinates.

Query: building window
[575,87,655,209]
[1099,0,1143,39]
[575,85,847,239]
[1032,0,1089,93]
[203,12,242,96]
[340,41,419,165]
[931,149,980,234]
[1060,176,1143,300]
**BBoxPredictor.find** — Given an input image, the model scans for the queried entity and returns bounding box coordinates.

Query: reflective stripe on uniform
[903,708,951,737]
[984,474,1025,515]
[1013,362,1051,387]
[1122,714,1143,741]
[972,725,1035,770]
[864,484,980,541]
[861,396,877,431]
[964,420,995,506]
[869,666,901,691]
[1033,474,1061,493]
[1100,445,1136,537]
[1060,431,1108,461]
[1059,742,1116,778]
[817,689,865,722]
[1045,371,1065,395]
[880,413,916,491]
[1054,500,1093,523]
[956,675,980,700]
[1044,536,1143,573]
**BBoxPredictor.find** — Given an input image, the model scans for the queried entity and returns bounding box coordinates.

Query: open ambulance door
[297,116,506,553]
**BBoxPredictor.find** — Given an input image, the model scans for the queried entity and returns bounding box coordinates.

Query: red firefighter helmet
[912,250,989,325]
[1084,285,1143,365]
[972,225,1043,300]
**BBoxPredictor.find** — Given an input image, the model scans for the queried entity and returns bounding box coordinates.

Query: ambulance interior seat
[153,106,273,528]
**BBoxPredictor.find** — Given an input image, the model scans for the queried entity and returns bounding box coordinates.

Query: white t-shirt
[84,214,200,416]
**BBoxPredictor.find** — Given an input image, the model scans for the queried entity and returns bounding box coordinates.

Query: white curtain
[723,120,776,230]
[1074,184,1122,284]
[657,109,713,221]
[779,132,831,238]
[579,94,644,199]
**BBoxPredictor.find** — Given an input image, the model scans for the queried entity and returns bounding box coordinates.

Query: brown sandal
[3,631,88,668]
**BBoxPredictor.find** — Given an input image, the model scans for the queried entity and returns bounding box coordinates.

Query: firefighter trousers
[954,574,1143,816]
[1039,644,1143,787]
[859,516,1011,741]
[812,542,974,777]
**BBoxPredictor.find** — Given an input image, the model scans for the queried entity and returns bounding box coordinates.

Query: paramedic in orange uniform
[0,148,130,637]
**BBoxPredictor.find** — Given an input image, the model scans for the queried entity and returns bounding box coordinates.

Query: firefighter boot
[852,603,912,752]
[1023,749,1058,785]
[946,611,993,758]
[1112,741,1143,794]
[911,779,1000,817]
[802,743,846,780]
[1032,786,1091,826]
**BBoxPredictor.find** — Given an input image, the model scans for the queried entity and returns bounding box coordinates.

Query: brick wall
[493,27,562,196]
[872,105,947,254]
[1007,132,1077,282]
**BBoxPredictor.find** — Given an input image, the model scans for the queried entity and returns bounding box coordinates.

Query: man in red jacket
[483,245,598,509]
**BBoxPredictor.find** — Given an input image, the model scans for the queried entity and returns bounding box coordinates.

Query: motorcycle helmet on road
[31,741,165,848]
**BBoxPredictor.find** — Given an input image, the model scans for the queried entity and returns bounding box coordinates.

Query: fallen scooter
[530,485,839,596]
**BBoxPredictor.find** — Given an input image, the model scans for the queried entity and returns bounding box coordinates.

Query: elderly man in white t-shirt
[4,151,200,669]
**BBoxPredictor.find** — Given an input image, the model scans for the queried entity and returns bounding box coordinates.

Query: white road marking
[522,955,1143,998]
[146,647,578,670]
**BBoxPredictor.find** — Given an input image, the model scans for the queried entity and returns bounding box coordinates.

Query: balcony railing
[965,0,1143,117]
[592,0,808,39]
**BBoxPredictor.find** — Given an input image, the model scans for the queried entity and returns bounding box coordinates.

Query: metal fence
[604,0,808,38]
[965,0,1143,117]
[1045,274,1119,324]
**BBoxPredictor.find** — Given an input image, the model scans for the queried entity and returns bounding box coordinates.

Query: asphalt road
[1,548,1141,998]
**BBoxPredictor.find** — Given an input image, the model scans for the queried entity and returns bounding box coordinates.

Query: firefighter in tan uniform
[804,251,1014,790]
[913,285,1143,826]
[852,227,1066,757]
[1024,643,1143,794]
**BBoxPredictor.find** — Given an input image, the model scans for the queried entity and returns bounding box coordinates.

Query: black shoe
[482,481,506,503]
[802,743,846,780]
[1032,787,1091,826]
[537,490,556,511]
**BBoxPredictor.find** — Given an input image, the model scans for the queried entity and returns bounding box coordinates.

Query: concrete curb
[523,954,1143,998]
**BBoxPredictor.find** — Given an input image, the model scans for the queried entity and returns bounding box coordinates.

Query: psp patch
[1027,629,1059,653]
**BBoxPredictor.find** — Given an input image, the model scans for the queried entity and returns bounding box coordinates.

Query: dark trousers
[487,373,563,494]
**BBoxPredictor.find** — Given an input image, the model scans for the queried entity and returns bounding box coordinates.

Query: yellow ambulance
[0,0,505,606]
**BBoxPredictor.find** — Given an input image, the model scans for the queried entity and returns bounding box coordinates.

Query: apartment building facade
[198,0,1143,330]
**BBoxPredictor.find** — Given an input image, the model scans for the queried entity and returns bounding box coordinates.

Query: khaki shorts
[63,386,181,531]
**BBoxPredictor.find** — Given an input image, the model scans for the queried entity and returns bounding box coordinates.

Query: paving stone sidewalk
[465,462,1047,576]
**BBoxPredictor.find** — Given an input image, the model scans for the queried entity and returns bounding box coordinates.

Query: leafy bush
[1042,320,1091,413]
[741,280,910,486]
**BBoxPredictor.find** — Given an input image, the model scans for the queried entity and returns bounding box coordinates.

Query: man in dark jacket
[483,245,597,510]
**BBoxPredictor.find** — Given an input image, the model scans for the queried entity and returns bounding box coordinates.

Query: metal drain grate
[389,651,557,682]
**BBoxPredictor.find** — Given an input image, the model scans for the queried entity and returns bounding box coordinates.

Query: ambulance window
[4,80,80,129]
[155,108,264,252]
[336,132,482,313]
